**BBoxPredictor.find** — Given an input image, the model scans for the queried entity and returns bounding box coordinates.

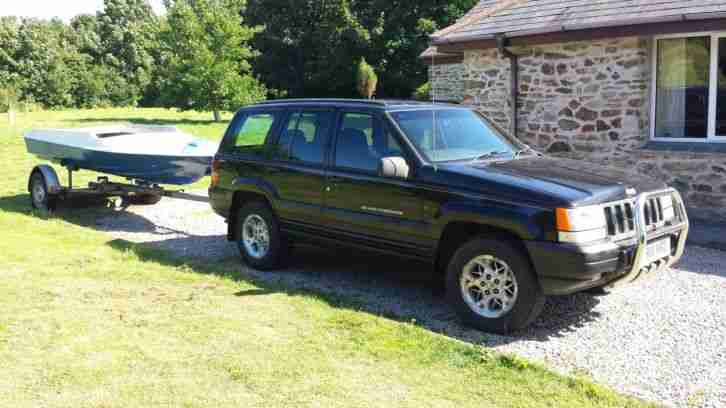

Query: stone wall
[429,63,466,103]
[430,36,726,221]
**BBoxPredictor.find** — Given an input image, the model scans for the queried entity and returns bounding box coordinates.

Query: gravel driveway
[88,194,726,408]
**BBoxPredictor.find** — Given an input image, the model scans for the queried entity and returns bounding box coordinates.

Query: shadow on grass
[106,235,604,347]
[0,193,188,236]
[66,117,225,126]
[2,192,604,346]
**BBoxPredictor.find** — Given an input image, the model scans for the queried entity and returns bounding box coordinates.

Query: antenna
[431,44,438,105]
[431,44,438,166]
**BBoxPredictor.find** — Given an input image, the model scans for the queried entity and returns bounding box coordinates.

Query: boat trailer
[28,163,208,212]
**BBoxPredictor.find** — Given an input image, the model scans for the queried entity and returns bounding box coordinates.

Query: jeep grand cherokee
[209,99,689,334]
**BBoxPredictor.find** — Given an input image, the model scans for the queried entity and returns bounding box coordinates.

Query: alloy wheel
[242,214,270,259]
[460,255,519,319]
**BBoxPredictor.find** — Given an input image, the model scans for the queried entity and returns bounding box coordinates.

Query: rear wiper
[476,150,511,161]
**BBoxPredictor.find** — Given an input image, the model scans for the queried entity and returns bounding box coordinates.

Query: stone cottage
[423,0,726,221]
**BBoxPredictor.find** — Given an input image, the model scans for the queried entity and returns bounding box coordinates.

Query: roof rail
[253,98,388,106]
[251,98,443,107]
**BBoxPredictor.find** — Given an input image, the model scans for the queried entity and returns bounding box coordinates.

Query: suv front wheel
[446,238,545,334]
[236,202,288,270]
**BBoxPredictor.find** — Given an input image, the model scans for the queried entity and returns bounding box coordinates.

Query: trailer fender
[29,165,62,195]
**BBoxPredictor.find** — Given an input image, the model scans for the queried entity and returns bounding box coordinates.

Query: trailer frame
[28,163,208,212]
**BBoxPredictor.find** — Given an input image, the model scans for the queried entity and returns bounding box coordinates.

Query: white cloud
[0,0,165,21]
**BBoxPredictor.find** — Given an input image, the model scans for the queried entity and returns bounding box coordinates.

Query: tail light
[211,159,221,187]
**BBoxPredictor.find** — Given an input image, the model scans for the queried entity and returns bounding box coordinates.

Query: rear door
[266,108,335,228]
[323,111,432,257]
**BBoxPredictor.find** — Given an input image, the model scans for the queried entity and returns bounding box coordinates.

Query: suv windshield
[390,109,516,162]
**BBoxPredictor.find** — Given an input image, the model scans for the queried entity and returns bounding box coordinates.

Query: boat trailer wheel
[29,171,56,212]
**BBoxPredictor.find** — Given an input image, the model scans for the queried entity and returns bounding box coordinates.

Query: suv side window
[334,112,403,173]
[224,112,278,157]
[277,111,333,165]
[384,123,404,157]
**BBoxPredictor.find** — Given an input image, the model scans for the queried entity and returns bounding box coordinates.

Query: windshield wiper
[476,150,511,161]
[513,146,541,159]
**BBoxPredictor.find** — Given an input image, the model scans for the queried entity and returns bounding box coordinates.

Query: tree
[245,0,369,98]
[96,0,160,105]
[0,7,161,110]
[245,0,477,99]
[159,0,267,120]
[13,18,77,108]
[356,58,377,99]
[351,0,478,98]
[0,72,22,127]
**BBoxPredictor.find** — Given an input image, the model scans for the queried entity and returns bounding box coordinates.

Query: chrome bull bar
[608,188,689,288]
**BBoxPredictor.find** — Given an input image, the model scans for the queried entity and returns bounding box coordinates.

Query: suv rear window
[234,114,275,147]
[222,112,280,157]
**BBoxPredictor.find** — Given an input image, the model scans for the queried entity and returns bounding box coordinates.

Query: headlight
[555,206,607,243]
[661,195,675,221]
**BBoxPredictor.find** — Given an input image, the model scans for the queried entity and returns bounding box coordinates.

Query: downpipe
[496,34,519,139]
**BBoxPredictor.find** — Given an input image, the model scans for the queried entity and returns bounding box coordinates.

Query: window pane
[384,125,404,157]
[390,109,514,162]
[335,113,379,172]
[276,113,300,158]
[290,112,332,164]
[234,114,275,147]
[277,111,332,164]
[717,38,726,136]
[655,37,710,139]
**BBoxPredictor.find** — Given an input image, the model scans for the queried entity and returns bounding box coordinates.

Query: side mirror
[379,156,410,180]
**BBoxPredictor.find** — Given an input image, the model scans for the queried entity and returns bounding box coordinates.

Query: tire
[122,194,163,206]
[235,201,288,270]
[29,171,57,212]
[446,237,545,334]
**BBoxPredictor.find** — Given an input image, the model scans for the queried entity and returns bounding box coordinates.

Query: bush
[356,58,378,99]
[413,82,430,101]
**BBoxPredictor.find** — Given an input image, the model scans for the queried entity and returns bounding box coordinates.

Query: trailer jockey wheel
[29,171,57,212]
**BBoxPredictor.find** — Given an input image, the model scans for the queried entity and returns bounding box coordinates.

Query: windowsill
[640,141,726,154]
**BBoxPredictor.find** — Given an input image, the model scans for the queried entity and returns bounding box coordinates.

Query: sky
[0,0,166,21]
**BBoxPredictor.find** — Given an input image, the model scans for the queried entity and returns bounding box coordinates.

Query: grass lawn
[0,108,653,407]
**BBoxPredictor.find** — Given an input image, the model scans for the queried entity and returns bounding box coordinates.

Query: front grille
[603,200,636,239]
[643,196,665,227]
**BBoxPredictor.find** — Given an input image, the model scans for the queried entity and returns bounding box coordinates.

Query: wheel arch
[435,221,536,284]
[29,165,62,194]
[227,190,276,241]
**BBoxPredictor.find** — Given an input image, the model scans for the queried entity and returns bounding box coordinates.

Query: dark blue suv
[209,99,689,333]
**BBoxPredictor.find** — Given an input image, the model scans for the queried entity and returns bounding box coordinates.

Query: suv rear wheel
[446,238,545,334]
[235,201,288,270]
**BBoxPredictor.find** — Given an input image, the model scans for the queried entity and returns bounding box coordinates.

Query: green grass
[0,108,654,407]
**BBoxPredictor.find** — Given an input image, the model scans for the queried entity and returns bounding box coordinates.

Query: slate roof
[432,0,726,44]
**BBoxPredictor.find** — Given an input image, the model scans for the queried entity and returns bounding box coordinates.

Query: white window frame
[650,31,726,143]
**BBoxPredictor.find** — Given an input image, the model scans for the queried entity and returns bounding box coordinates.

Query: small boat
[24,125,218,185]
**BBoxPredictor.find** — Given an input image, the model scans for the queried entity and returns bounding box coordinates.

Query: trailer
[28,163,209,212]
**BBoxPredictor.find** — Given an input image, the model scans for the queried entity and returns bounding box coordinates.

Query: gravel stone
[91,192,726,408]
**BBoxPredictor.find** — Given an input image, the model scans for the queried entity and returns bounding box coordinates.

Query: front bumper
[528,189,689,296]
